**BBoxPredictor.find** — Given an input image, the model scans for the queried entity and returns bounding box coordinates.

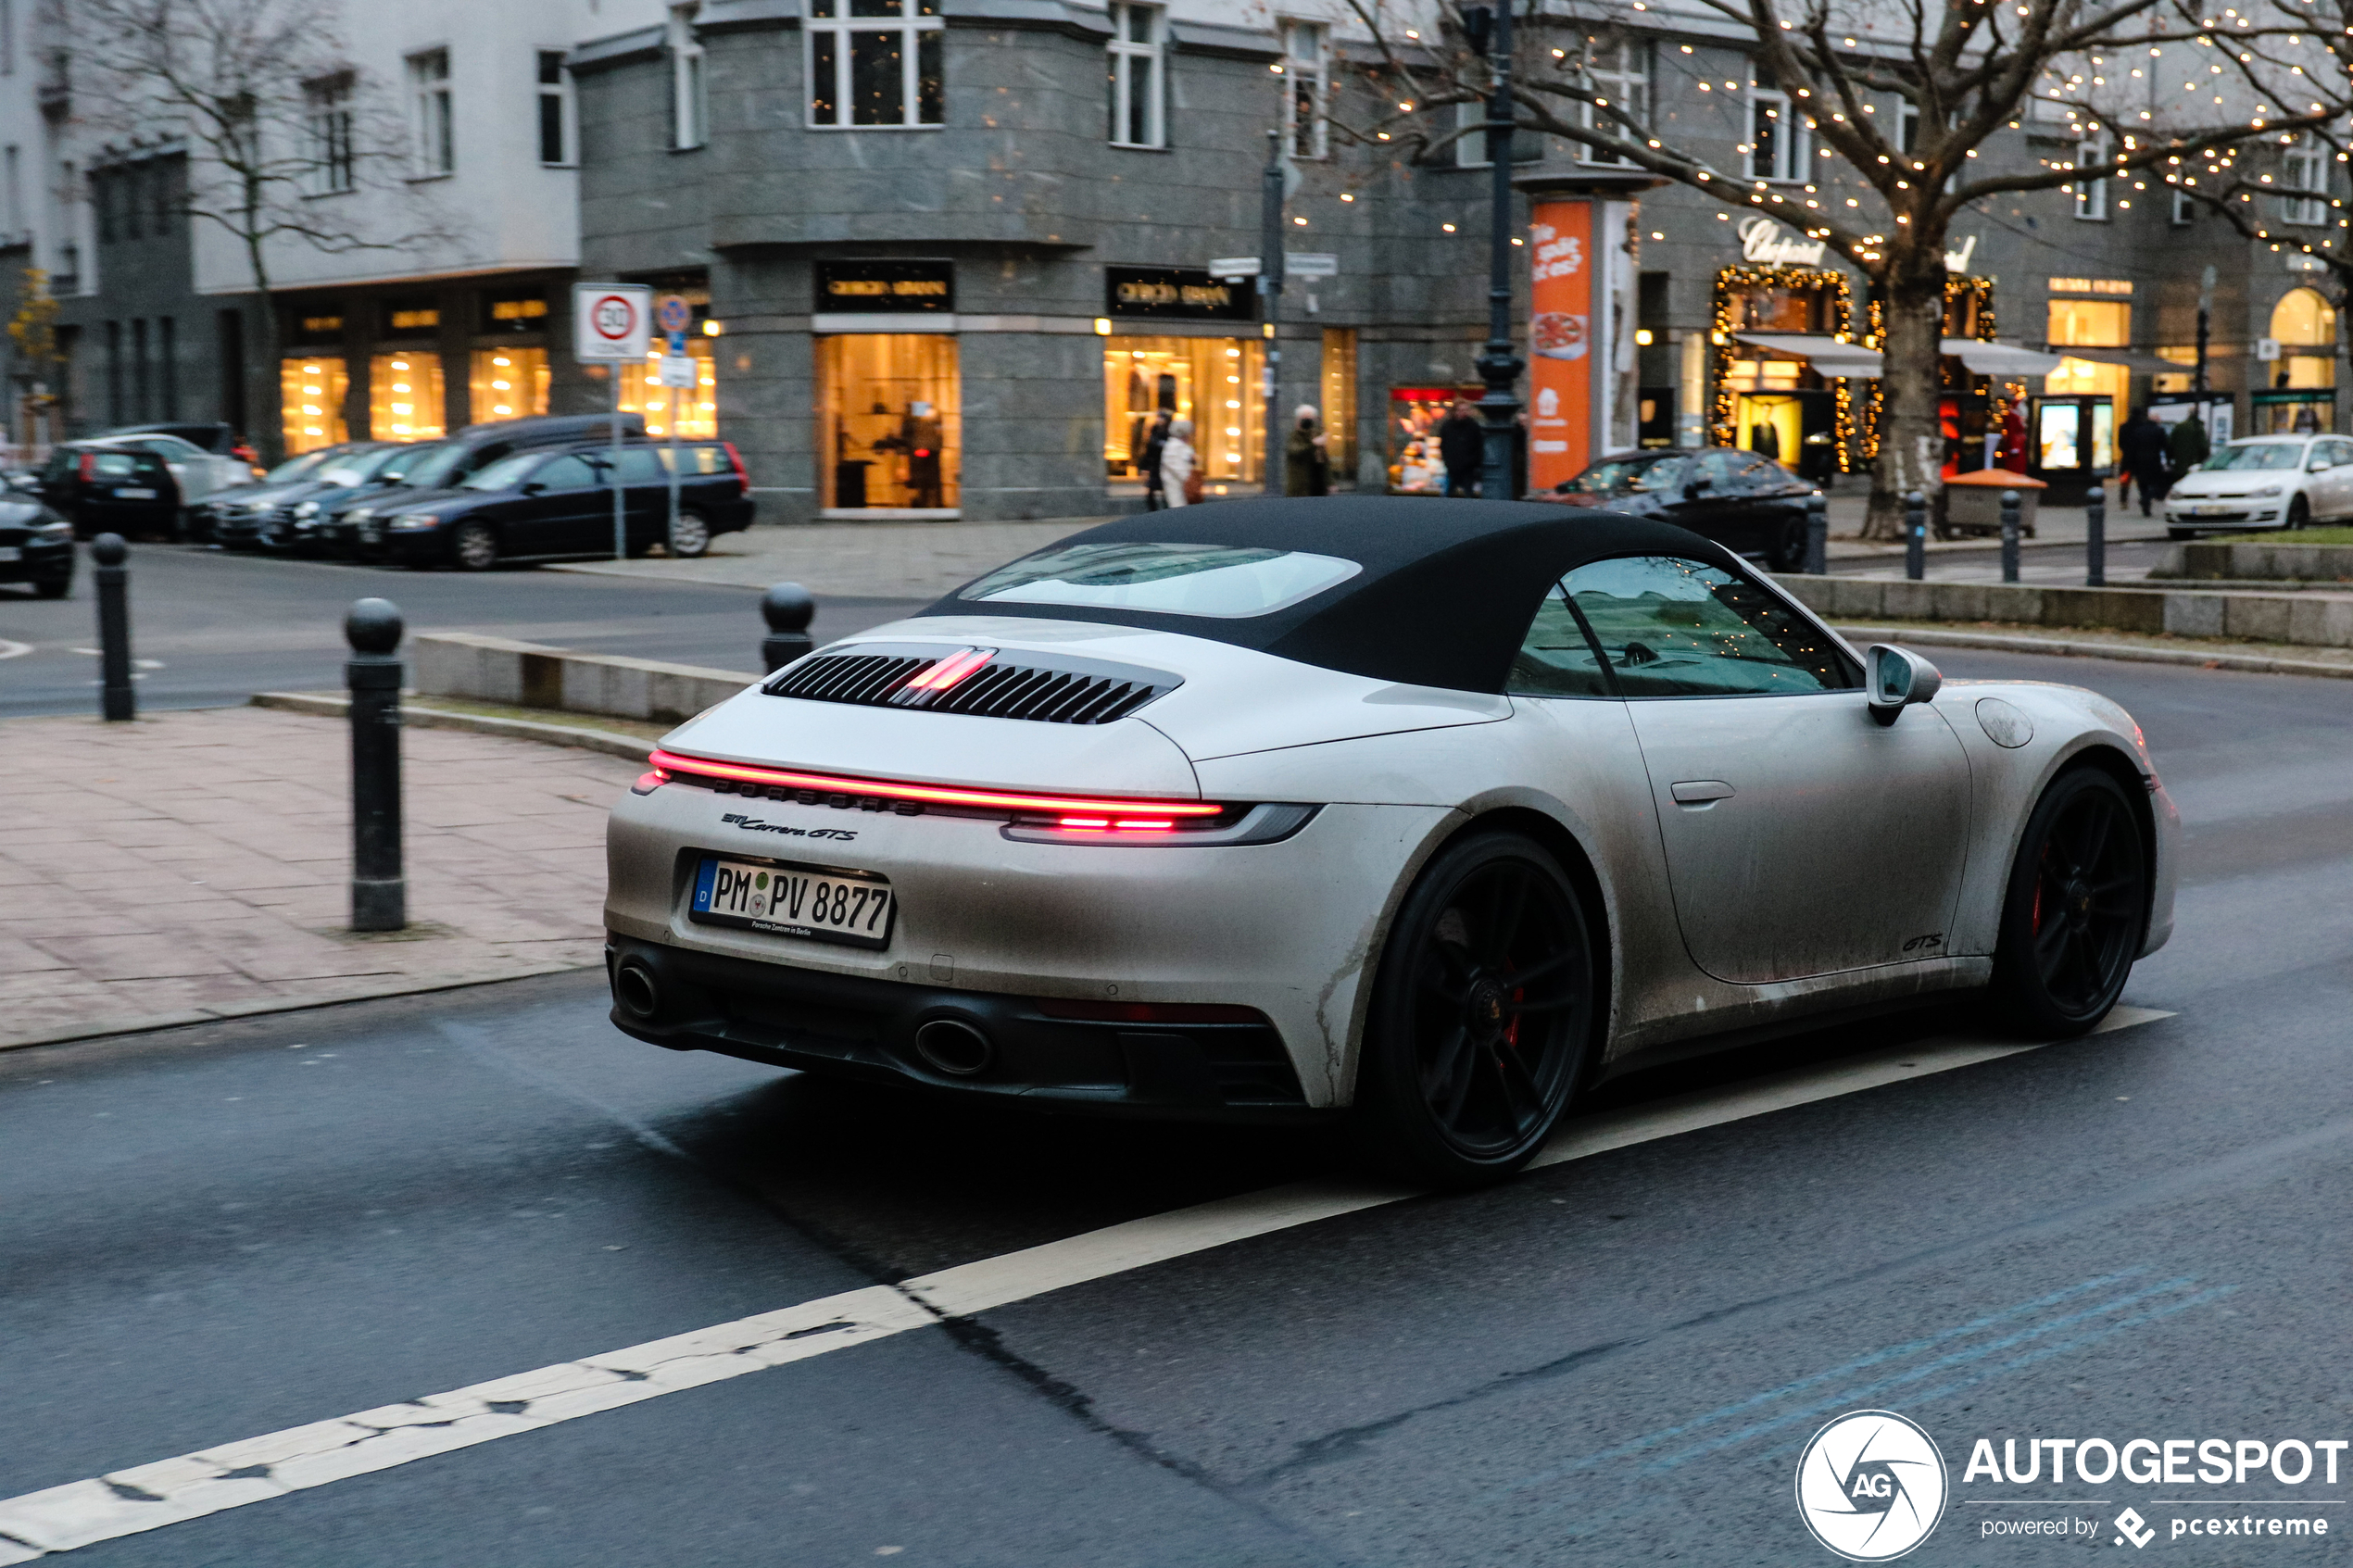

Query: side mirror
[1684,477,1710,497]
[520,480,547,495]
[1867,644,1943,726]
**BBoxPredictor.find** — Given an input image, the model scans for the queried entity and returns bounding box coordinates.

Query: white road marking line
[0,1007,2171,1562]
[0,640,31,661]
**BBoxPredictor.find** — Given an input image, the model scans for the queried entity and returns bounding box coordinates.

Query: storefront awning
[2030,345,2180,374]
[1731,333,1886,378]
[1945,339,2068,376]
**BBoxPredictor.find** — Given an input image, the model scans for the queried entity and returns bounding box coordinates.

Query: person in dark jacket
[1437,401,1486,496]
[2116,408,2171,516]
[1139,412,1171,509]
[2167,411,2211,476]
[1284,404,1330,496]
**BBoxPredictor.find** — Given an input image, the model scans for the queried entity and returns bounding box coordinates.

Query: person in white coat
[1159,418,1198,508]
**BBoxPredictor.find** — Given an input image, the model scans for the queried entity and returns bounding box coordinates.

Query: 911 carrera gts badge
[721,812,858,843]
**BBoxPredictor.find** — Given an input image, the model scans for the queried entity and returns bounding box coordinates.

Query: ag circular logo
[1794,1410,1948,1562]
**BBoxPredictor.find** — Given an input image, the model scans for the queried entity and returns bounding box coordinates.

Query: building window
[2171,185,2193,226]
[670,7,707,150]
[2071,132,2109,220]
[806,0,943,130]
[281,356,350,453]
[1106,2,1163,148]
[818,332,958,510]
[1577,40,1647,166]
[1281,21,1327,159]
[1,0,13,77]
[409,48,453,175]
[1747,86,1806,182]
[470,347,551,421]
[537,52,572,165]
[369,351,446,440]
[2282,134,2327,226]
[306,73,356,194]
[620,338,716,438]
[1321,326,1356,477]
[3,145,20,240]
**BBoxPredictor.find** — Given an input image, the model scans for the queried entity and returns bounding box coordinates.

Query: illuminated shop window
[278,356,349,453]
[368,352,447,441]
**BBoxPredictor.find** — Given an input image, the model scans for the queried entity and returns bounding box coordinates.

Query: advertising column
[1527,201,1592,494]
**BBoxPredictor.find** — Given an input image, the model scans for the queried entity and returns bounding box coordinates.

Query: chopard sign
[1738,216,1828,268]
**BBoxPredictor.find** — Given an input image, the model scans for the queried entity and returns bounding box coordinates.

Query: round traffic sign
[589,293,641,342]
[656,295,692,334]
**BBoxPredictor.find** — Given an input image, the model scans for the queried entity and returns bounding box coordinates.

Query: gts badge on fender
[1902,933,1944,953]
[721,812,859,843]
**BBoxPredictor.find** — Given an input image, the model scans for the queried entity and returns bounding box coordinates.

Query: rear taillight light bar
[644,748,1223,820]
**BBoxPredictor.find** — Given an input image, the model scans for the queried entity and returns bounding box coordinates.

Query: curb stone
[1832,624,2353,680]
[249,693,658,761]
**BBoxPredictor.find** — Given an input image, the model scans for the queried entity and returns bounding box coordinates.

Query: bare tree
[59,0,461,455]
[1337,0,2353,535]
[2173,131,2353,389]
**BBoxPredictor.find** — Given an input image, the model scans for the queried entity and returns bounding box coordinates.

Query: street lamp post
[1469,3,1524,501]
[1261,128,1287,495]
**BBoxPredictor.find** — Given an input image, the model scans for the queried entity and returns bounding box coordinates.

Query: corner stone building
[571,0,1512,523]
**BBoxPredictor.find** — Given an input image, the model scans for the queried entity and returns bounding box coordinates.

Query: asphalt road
[0,543,926,718]
[4,647,2350,1565]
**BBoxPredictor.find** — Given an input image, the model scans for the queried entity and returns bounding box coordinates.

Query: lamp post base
[351,879,407,933]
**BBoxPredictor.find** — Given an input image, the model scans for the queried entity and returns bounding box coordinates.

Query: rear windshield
[2203,442,2304,471]
[959,542,1363,619]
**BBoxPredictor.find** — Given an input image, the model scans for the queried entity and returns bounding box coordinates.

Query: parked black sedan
[1538,447,1821,572]
[352,439,756,569]
[36,441,182,539]
[0,492,77,597]
[198,445,376,548]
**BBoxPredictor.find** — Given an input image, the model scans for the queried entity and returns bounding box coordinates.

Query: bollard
[2085,485,2108,588]
[1804,493,1828,576]
[1904,491,1927,582]
[346,598,406,932]
[93,533,135,721]
[761,582,817,673]
[1999,489,2021,583]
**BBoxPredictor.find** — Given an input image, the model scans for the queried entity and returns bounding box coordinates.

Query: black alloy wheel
[2287,494,2311,531]
[1352,832,1597,1185]
[1989,767,2149,1037]
[449,521,499,571]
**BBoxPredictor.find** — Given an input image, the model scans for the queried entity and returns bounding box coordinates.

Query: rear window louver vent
[765,644,1179,725]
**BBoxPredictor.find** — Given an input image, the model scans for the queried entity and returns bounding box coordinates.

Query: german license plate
[0,547,17,562]
[689,856,895,948]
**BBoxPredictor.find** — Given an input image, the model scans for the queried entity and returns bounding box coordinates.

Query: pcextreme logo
[1796,1411,1951,1562]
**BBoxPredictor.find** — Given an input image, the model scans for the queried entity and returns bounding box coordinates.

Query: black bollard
[761,582,817,674]
[346,598,406,932]
[1904,491,1927,582]
[2000,489,2021,583]
[1804,493,1828,576]
[2085,485,2107,588]
[93,533,135,721]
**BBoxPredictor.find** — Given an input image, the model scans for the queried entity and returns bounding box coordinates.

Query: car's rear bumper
[604,935,1328,1123]
[0,542,72,582]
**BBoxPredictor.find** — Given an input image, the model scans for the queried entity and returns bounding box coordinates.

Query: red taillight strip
[901,646,995,693]
[646,748,1223,817]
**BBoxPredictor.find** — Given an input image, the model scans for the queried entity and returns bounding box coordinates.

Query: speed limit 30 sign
[573,282,652,362]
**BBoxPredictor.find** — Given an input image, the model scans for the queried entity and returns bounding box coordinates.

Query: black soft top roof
[923,496,1748,695]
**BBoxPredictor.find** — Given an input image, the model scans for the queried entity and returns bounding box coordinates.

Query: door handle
[1670,779,1736,806]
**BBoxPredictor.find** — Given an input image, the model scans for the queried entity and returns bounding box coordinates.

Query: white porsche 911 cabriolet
[604,499,2177,1185]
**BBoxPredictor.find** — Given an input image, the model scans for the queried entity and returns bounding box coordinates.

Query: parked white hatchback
[2162,433,2353,539]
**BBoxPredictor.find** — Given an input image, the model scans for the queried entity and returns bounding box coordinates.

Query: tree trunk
[244,227,281,466]
[1864,250,1950,542]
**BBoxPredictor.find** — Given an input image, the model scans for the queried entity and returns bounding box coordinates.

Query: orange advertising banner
[1528,199,1592,492]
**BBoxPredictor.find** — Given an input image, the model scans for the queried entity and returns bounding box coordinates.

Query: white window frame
[304,72,356,194]
[408,48,454,177]
[2072,131,2110,220]
[3,145,20,240]
[1746,83,1806,183]
[1577,39,1647,167]
[670,6,708,150]
[537,50,574,166]
[2283,134,2327,225]
[804,0,944,131]
[1107,1,1164,149]
[1280,20,1327,160]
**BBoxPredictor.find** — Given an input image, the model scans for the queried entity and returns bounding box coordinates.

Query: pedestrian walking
[1285,405,1330,496]
[2117,408,2171,516]
[1438,400,1485,497]
[1139,411,1171,509]
[1160,418,1200,508]
[2167,409,2210,480]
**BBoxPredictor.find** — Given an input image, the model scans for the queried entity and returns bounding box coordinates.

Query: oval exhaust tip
[614,960,661,1022]
[913,1018,993,1077]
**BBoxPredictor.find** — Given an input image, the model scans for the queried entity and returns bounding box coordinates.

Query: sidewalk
[0,707,639,1052]
[545,499,2169,598]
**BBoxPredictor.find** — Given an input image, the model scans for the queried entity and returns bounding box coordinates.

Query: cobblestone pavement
[0,707,638,1050]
